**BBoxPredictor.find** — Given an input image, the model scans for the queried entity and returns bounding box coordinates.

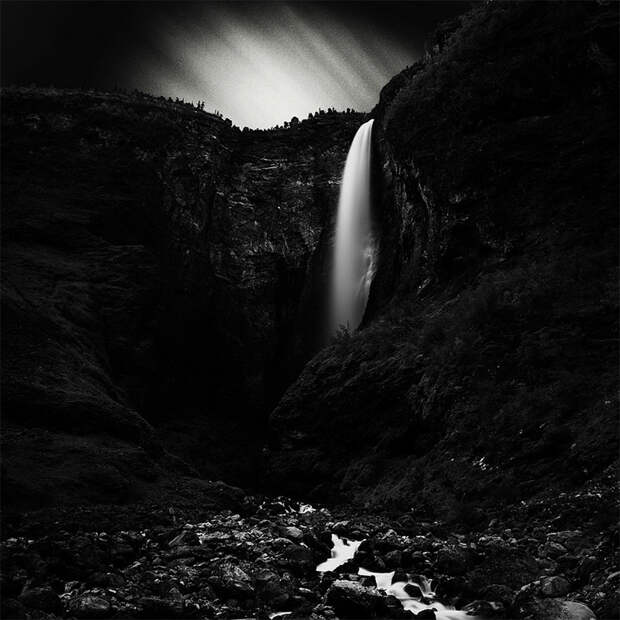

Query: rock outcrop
[269,2,619,516]
[1,87,363,507]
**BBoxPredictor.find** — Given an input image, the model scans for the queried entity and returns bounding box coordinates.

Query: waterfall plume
[330,118,375,335]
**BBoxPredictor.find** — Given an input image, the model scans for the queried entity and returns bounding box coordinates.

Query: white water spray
[331,119,376,335]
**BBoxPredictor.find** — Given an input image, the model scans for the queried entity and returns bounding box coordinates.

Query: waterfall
[330,118,375,335]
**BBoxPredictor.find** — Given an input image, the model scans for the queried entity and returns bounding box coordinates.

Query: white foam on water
[358,568,480,620]
[316,535,480,618]
[316,533,363,572]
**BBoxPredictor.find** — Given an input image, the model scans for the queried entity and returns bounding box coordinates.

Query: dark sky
[2,1,473,128]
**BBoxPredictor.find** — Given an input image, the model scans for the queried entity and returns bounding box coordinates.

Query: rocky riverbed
[2,465,617,620]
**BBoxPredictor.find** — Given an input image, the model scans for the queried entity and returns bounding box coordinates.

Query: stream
[317,534,480,619]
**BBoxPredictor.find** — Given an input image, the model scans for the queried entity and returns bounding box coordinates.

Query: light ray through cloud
[127,3,418,128]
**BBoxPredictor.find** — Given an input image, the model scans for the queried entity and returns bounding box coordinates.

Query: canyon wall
[2,2,618,518]
[268,1,619,517]
[1,88,362,508]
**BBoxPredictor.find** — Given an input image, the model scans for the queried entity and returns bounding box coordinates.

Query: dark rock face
[1,87,363,507]
[269,2,619,514]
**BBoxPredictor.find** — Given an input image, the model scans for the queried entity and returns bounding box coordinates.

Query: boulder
[325,579,387,618]
[73,595,112,619]
[208,561,254,599]
[540,576,570,597]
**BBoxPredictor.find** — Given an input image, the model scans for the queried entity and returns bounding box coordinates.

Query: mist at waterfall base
[330,119,376,336]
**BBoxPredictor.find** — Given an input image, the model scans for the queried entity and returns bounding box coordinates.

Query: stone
[462,600,505,617]
[74,595,112,618]
[560,601,597,620]
[434,548,469,575]
[403,582,424,598]
[138,596,185,618]
[383,596,411,619]
[208,561,255,599]
[283,526,304,541]
[385,550,403,568]
[255,568,290,607]
[325,579,387,618]
[169,530,200,547]
[540,576,570,597]
[391,569,409,584]
[278,543,315,572]
[576,556,598,582]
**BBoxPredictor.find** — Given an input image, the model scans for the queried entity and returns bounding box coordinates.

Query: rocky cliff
[2,2,618,525]
[1,87,363,508]
[269,1,619,517]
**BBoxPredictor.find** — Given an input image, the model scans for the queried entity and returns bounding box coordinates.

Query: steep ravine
[1,3,619,620]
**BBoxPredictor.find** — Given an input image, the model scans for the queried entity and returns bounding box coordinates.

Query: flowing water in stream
[317,534,480,619]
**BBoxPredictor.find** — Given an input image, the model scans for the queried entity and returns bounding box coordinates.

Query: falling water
[331,119,376,335]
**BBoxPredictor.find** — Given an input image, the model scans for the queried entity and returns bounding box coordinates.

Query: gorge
[1,2,619,620]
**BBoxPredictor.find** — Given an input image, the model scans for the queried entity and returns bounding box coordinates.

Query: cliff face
[269,2,619,516]
[1,88,362,508]
[3,2,618,519]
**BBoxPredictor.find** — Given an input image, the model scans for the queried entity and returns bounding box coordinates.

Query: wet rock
[18,586,63,614]
[412,610,436,619]
[391,569,409,584]
[403,582,424,598]
[384,594,412,619]
[358,574,378,587]
[325,579,387,618]
[462,599,505,617]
